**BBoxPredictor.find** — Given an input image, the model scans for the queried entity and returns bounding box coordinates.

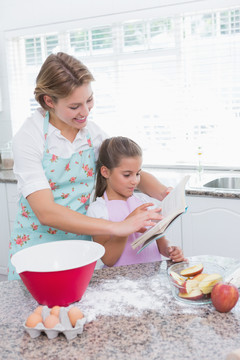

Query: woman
[8,52,170,279]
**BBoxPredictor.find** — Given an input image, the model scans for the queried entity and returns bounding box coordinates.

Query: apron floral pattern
[8,112,96,280]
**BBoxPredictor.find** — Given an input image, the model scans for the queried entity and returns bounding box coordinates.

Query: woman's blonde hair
[34,52,94,111]
[95,136,142,199]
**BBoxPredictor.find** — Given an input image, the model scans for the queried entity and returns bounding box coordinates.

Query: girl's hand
[166,246,186,263]
[112,206,162,237]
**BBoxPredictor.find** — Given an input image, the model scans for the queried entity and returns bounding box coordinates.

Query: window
[69,30,89,55]
[6,4,240,169]
[220,9,240,34]
[25,37,42,65]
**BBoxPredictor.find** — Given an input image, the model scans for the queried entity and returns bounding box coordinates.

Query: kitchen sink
[203,177,240,190]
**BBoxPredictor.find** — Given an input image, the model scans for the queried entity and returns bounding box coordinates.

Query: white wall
[0,0,239,146]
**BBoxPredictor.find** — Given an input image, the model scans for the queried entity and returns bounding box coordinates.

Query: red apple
[178,288,204,301]
[211,282,239,313]
[180,263,204,277]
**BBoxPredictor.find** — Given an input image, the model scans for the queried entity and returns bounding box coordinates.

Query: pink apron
[104,192,162,266]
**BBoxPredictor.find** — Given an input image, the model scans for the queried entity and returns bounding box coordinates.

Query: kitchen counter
[1,255,240,360]
[2,168,240,198]
[148,169,240,199]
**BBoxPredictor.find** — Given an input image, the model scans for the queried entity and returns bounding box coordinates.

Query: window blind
[6,4,240,168]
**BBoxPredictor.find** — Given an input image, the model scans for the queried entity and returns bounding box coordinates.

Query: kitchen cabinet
[182,195,240,258]
[164,214,182,249]
[0,183,18,275]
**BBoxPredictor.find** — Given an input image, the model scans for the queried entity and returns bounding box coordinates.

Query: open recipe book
[131,175,190,253]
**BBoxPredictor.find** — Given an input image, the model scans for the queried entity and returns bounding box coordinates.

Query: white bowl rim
[11,240,105,273]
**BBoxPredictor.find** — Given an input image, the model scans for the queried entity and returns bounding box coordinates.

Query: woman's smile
[73,116,87,124]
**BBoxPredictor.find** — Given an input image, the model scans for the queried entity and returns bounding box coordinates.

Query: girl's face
[45,83,94,131]
[103,156,142,201]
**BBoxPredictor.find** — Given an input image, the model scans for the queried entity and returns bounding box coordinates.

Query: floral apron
[103,191,161,267]
[8,112,96,280]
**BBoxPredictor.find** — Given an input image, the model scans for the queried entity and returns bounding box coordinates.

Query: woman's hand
[126,203,155,218]
[112,205,162,237]
[137,170,173,201]
[126,203,162,233]
[161,186,173,200]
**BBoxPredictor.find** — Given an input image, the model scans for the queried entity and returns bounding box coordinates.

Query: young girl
[8,53,167,279]
[87,136,185,267]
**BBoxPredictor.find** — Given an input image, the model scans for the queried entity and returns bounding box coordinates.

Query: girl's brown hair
[95,136,142,199]
[34,52,94,111]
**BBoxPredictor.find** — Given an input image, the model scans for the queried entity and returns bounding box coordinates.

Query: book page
[131,175,190,249]
[137,233,165,254]
[131,212,176,249]
[136,209,188,253]
[161,175,190,217]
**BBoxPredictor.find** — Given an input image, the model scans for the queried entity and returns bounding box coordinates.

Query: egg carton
[23,306,86,340]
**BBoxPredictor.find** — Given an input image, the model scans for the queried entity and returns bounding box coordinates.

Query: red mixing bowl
[11,240,105,307]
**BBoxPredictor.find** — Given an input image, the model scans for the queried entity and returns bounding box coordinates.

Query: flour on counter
[78,274,198,322]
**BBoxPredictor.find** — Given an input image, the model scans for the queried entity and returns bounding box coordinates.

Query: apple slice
[178,288,204,301]
[180,279,199,294]
[170,271,185,286]
[192,273,209,282]
[180,263,204,277]
[199,273,223,294]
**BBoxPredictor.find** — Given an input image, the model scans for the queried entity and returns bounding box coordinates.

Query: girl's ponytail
[95,167,108,199]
